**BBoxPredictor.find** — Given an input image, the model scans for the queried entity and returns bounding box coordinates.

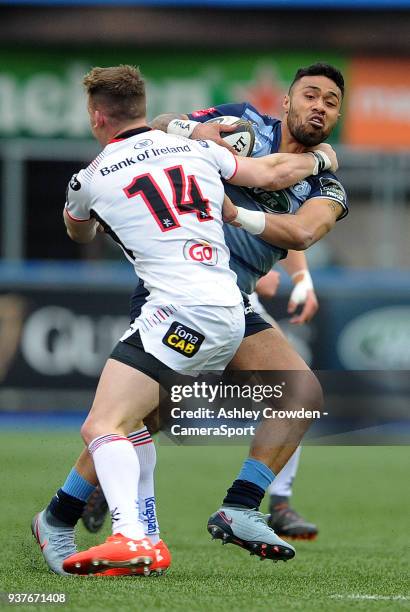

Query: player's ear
[283,95,290,114]
[94,109,105,128]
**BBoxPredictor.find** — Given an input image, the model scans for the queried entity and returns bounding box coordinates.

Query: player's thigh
[229,326,310,371]
[229,327,322,409]
[82,358,159,443]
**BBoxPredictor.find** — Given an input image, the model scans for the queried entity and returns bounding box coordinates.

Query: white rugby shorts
[120,302,245,373]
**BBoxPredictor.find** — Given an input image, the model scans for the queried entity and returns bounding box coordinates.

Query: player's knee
[80,418,107,446]
[80,420,93,446]
[302,370,324,414]
[143,408,160,435]
[284,368,323,416]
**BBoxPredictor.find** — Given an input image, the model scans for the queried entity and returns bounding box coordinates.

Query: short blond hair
[83,65,146,123]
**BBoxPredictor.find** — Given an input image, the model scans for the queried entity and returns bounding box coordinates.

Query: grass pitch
[0,432,409,611]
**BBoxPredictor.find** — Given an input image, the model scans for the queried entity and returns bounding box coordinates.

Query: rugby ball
[206,115,255,157]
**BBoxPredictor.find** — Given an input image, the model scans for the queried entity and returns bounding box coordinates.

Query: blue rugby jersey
[189,102,348,294]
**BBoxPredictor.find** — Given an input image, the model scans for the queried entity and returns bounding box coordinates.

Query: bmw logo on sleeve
[162,322,205,358]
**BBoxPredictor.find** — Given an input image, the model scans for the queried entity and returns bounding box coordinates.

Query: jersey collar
[109,126,152,144]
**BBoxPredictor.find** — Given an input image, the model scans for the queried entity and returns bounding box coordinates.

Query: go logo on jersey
[162,322,205,358]
[183,240,218,266]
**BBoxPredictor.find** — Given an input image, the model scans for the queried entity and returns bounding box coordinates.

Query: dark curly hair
[290,63,344,98]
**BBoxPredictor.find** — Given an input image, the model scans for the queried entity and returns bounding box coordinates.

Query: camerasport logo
[183,240,218,266]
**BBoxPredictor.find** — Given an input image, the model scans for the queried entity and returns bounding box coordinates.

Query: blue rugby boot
[207,507,296,562]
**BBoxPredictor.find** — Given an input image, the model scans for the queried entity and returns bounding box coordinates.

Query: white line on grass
[331,595,410,601]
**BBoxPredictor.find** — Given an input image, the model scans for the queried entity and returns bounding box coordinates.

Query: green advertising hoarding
[0,48,346,141]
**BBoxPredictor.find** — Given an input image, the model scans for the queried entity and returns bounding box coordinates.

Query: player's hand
[96,222,105,233]
[191,122,237,154]
[288,287,319,324]
[255,271,281,299]
[222,195,241,225]
[311,143,338,173]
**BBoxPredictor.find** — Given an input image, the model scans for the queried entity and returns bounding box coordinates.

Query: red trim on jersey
[64,208,91,223]
[227,155,239,180]
[191,107,217,118]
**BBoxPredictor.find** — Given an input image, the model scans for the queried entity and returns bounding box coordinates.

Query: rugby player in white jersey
[80,64,346,556]
[31,65,335,575]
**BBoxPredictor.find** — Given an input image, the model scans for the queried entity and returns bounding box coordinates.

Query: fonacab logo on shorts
[183,240,218,266]
[162,322,205,358]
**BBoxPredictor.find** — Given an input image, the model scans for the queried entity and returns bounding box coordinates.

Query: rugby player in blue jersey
[36,63,347,569]
[140,62,348,555]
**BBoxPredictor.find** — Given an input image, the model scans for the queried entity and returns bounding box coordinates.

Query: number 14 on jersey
[124,164,213,232]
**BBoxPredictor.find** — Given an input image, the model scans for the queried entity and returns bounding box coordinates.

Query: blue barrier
[0,262,409,405]
[0,261,409,293]
[0,410,86,430]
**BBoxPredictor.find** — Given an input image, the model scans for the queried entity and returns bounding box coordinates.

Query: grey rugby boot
[207,507,296,562]
[81,485,108,533]
[31,510,77,576]
[268,498,318,541]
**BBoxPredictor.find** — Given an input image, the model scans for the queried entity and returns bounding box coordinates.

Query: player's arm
[223,197,344,250]
[155,111,336,192]
[254,254,319,324]
[227,149,335,192]
[279,251,319,324]
[261,198,343,250]
[63,171,97,243]
[254,270,281,299]
[151,113,237,153]
[63,209,98,244]
[154,112,336,175]
[151,113,188,132]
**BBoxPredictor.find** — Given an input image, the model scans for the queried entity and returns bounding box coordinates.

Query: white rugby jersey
[65,127,242,307]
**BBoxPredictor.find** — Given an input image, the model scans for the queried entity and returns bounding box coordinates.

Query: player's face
[284,75,342,146]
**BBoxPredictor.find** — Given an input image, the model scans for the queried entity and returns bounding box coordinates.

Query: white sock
[89,434,146,540]
[268,446,302,498]
[128,427,160,544]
